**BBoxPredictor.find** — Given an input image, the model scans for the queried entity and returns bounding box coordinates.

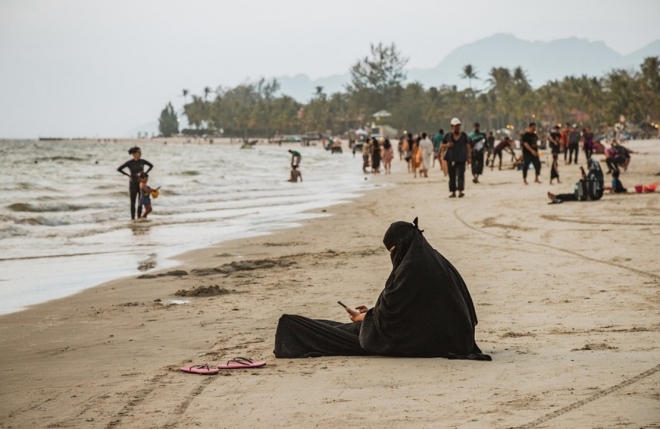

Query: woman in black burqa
[273,218,490,360]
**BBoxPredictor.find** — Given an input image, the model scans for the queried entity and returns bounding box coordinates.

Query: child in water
[138,172,155,219]
[288,164,303,182]
[550,153,561,184]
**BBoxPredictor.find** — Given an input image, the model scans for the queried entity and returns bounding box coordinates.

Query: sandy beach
[1,140,659,429]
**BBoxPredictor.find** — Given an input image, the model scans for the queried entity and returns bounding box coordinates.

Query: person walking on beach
[441,118,471,198]
[117,146,153,220]
[521,122,542,185]
[548,125,561,181]
[362,139,371,173]
[371,138,382,174]
[567,124,581,165]
[402,134,412,173]
[561,122,570,163]
[432,128,444,167]
[550,153,561,184]
[382,138,394,174]
[583,126,595,160]
[419,132,434,178]
[485,131,495,167]
[468,123,486,183]
[411,135,422,178]
[549,125,561,155]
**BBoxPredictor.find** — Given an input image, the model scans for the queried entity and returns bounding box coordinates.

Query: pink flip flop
[218,357,266,369]
[180,364,220,375]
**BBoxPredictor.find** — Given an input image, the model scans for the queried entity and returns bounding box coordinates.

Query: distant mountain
[276,73,349,104]
[275,34,660,102]
[624,40,660,69]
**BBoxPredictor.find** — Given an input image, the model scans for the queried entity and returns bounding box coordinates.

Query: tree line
[158,43,660,138]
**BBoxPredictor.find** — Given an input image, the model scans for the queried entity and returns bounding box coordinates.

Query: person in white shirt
[419,132,434,178]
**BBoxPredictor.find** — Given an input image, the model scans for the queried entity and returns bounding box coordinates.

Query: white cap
[450,117,461,126]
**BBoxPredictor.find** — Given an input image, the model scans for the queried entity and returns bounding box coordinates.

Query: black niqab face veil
[383,217,421,266]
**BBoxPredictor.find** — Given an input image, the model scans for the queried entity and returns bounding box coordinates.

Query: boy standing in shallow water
[138,172,154,220]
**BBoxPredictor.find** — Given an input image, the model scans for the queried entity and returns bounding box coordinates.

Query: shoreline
[0,139,374,315]
[1,141,659,428]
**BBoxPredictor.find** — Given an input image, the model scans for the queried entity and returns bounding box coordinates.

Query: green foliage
[158,102,179,137]
[167,52,660,138]
[347,43,408,115]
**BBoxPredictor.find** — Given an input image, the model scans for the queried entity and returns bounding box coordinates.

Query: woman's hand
[345,305,367,322]
[347,310,365,322]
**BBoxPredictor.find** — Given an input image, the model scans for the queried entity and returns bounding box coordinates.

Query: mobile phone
[338,301,358,315]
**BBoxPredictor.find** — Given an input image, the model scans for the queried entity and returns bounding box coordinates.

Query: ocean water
[0,140,374,315]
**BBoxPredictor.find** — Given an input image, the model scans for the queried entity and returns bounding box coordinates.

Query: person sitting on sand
[273,218,491,361]
[288,164,303,182]
[138,172,154,219]
[547,158,604,204]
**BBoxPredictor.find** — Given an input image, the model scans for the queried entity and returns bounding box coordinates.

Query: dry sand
[1,140,659,429]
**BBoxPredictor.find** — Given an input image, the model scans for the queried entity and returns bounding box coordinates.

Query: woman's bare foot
[547,192,556,201]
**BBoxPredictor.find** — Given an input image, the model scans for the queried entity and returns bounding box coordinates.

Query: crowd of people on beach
[357,118,641,201]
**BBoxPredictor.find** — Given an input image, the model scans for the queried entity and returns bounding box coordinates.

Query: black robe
[273,218,490,360]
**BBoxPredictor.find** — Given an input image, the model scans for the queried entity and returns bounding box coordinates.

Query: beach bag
[575,179,602,201]
[575,180,589,201]
[586,179,603,201]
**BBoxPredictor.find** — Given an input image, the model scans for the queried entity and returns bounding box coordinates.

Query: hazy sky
[1,0,659,138]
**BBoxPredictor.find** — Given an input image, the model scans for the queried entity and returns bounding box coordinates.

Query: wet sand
[1,140,659,428]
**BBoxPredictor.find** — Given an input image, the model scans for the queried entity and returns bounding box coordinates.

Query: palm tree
[182,89,189,105]
[203,87,212,101]
[460,64,479,91]
[640,56,660,120]
[486,67,513,129]
[460,65,479,123]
